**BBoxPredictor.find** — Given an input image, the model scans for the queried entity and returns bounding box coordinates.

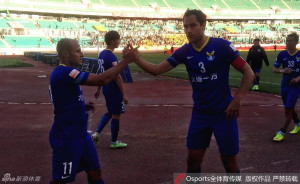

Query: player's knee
[105,112,112,119]
[187,154,201,167]
[87,169,102,181]
[112,114,120,119]
[221,155,239,173]
[285,108,294,117]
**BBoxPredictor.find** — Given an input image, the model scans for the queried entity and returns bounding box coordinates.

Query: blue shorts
[104,92,124,115]
[50,134,100,182]
[281,85,300,108]
[252,68,261,73]
[187,111,239,156]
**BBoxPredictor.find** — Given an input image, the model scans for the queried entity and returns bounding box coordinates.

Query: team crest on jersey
[206,51,215,61]
[296,57,300,62]
[69,69,80,79]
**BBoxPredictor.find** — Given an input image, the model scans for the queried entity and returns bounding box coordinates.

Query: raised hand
[289,76,300,86]
[86,101,95,113]
[280,67,293,73]
[122,43,140,62]
[225,97,241,120]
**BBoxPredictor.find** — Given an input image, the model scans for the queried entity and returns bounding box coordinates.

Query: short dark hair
[254,39,260,42]
[105,31,120,45]
[183,9,207,25]
[56,38,76,57]
[287,33,299,42]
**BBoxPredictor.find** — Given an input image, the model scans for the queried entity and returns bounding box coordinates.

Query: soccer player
[128,9,254,173]
[92,31,128,148]
[49,38,137,184]
[246,38,269,91]
[273,33,300,142]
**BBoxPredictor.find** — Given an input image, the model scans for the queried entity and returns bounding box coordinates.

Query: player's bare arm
[122,44,173,75]
[94,86,101,99]
[273,67,293,74]
[85,47,138,86]
[226,58,254,120]
[289,76,300,85]
[115,75,128,104]
[134,58,174,76]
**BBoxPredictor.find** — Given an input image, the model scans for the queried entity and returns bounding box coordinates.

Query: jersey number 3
[198,62,206,73]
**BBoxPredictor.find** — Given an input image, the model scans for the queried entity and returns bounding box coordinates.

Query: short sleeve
[220,40,240,64]
[273,52,282,68]
[166,45,187,68]
[64,67,89,85]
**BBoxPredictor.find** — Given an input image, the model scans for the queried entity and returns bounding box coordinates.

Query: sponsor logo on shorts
[62,175,70,179]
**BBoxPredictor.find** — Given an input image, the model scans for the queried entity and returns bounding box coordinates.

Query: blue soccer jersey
[49,65,89,139]
[274,50,300,87]
[98,49,122,95]
[167,37,239,115]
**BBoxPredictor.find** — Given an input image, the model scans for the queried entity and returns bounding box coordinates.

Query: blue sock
[96,113,112,133]
[279,128,286,133]
[110,119,120,142]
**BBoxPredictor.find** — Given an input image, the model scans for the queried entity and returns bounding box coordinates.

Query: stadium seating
[15,20,37,29]
[67,0,82,3]
[90,0,103,4]
[273,24,300,31]
[4,36,53,48]
[0,40,7,48]
[196,0,229,10]
[283,0,300,10]
[227,0,258,10]
[0,19,10,28]
[166,0,197,9]
[243,24,272,32]
[102,0,137,7]
[135,0,168,8]
[0,0,298,50]
[1,0,299,16]
[38,0,63,2]
[254,0,289,10]
[1,2,31,9]
[50,36,92,47]
[75,21,98,31]
[36,20,77,29]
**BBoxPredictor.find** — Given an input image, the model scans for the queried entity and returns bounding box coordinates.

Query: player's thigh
[187,149,207,164]
[50,138,85,183]
[81,135,101,171]
[284,87,300,109]
[212,114,239,156]
[255,68,261,74]
[105,94,124,115]
[281,85,290,105]
[187,111,213,150]
[86,169,102,181]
